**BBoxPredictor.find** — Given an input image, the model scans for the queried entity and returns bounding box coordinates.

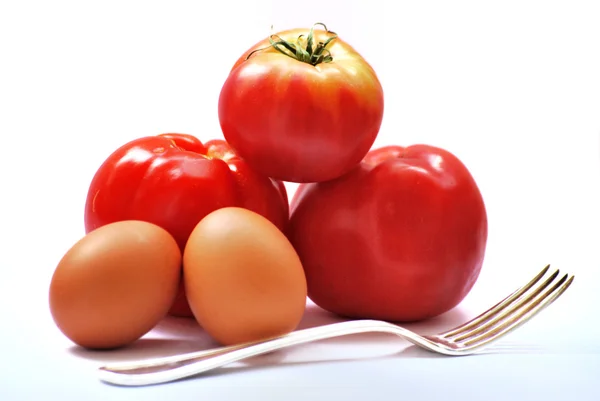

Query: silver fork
[98,265,574,387]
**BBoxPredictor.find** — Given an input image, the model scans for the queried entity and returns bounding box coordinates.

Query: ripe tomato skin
[218,27,385,183]
[84,133,289,317]
[288,145,488,322]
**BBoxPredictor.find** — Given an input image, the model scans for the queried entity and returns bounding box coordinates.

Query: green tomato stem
[247,22,338,66]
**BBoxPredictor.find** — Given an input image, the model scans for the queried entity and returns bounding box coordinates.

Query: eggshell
[183,207,307,345]
[49,220,181,349]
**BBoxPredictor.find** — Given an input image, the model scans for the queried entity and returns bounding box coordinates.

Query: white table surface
[1,1,599,400]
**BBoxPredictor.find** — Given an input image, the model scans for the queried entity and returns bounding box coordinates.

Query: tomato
[84,133,289,317]
[218,23,385,183]
[288,144,488,322]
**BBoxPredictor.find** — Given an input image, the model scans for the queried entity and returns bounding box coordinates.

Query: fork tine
[447,268,561,341]
[440,264,551,338]
[459,273,574,349]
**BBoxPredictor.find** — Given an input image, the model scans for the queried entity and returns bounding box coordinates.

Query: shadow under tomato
[297,301,473,345]
[296,301,349,330]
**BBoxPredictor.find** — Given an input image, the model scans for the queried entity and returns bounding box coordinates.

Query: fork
[98,265,574,386]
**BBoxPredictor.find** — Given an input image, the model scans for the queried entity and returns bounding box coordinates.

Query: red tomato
[288,144,488,322]
[84,133,289,317]
[218,23,384,183]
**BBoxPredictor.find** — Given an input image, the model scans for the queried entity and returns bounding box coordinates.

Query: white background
[1,0,599,400]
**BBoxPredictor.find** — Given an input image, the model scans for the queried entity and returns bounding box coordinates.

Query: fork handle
[98,320,413,387]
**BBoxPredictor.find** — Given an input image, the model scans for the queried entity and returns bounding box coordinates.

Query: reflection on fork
[98,265,574,386]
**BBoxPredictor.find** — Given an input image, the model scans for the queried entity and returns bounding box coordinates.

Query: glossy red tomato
[84,133,289,317]
[218,23,384,183]
[288,144,488,322]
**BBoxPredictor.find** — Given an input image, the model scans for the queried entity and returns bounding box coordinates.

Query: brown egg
[49,220,181,349]
[183,207,307,346]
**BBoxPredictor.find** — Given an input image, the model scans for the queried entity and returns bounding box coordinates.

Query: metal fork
[98,265,574,386]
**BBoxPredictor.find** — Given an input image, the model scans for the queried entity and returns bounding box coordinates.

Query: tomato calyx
[247,22,338,66]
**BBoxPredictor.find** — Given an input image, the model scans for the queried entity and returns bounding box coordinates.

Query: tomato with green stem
[219,23,385,183]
